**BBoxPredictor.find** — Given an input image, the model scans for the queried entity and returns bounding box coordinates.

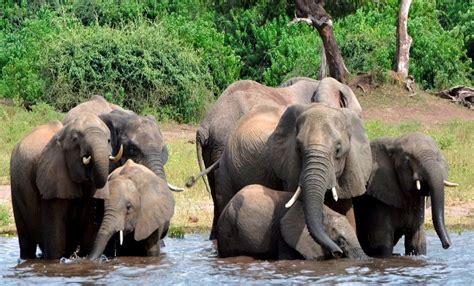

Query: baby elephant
[89,160,174,259]
[217,184,367,260]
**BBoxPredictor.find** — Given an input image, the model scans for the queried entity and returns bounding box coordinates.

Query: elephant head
[99,110,169,180]
[269,103,372,256]
[89,160,174,259]
[36,114,119,199]
[312,77,362,118]
[367,132,454,249]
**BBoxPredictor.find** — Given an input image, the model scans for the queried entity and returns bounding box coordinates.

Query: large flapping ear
[366,138,405,208]
[269,104,307,192]
[99,110,128,155]
[134,176,175,241]
[340,84,362,117]
[161,145,169,165]
[36,131,82,199]
[280,201,326,260]
[336,109,372,199]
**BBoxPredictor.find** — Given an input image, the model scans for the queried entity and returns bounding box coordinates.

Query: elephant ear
[337,109,372,199]
[366,138,405,208]
[340,84,362,117]
[280,201,326,260]
[270,104,308,192]
[99,111,126,152]
[134,176,174,241]
[36,132,82,199]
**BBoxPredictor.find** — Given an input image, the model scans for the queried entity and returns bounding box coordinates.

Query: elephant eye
[335,143,342,158]
[404,156,410,166]
[126,203,132,212]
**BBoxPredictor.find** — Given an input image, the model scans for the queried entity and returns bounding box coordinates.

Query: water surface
[1,231,473,284]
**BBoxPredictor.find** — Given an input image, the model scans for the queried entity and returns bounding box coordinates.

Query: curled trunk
[143,151,167,181]
[301,149,343,256]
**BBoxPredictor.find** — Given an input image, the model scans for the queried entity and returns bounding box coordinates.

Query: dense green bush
[41,22,215,122]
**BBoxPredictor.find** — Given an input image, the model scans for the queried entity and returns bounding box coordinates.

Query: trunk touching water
[301,149,343,256]
[88,133,110,188]
[425,163,451,249]
[89,213,119,259]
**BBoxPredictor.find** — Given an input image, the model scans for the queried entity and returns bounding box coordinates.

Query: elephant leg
[277,237,304,260]
[41,199,69,259]
[404,225,427,255]
[324,194,356,231]
[78,199,100,257]
[12,201,38,259]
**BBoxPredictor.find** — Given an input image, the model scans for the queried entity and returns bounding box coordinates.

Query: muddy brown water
[0,231,473,284]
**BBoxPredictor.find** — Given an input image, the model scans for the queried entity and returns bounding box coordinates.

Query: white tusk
[285,187,302,208]
[119,230,123,246]
[109,144,123,162]
[82,155,91,165]
[443,180,459,187]
[416,180,421,190]
[332,187,338,202]
[168,183,185,192]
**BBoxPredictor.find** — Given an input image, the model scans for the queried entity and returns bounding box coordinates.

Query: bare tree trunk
[294,0,349,83]
[394,0,412,80]
[318,45,327,79]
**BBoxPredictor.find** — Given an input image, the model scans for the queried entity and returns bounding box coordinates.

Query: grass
[0,95,473,236]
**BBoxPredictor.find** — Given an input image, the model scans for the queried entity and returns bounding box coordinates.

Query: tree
[293,0,349,82]
[394,0,412,80]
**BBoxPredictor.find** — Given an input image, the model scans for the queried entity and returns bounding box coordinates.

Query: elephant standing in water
[89,160,174,259]
[217,184,367,260]
[10,115,121,259]
[216,103,372,256]
[353,132,456,257]
[188,77,361,239]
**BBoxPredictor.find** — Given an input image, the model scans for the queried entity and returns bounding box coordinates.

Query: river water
[0,231,473,284]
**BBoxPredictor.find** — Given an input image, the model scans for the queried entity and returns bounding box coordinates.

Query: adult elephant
[353,132,456,257]
[191,79,321,239]
[89,160,174,259]
[216,103,372,256]
[312,77,362,118]
[10,115,121,259]
[64,96,183,192]
[217,184,368,260]
[63,95,130,125]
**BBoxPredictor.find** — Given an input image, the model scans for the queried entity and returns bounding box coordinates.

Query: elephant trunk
[87,133,110,188]
[89,211,121,260]
[301,149,343,256]
[143,151,167,181]
[425,163,451,249]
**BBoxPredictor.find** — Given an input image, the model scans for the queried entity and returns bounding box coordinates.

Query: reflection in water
[0,231,473,284]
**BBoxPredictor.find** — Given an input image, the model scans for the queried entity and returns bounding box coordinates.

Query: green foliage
[41,22,214,122]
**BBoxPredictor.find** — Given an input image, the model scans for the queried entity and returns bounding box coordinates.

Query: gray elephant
[217,184,368,260]
[353,132,456,257]
[63,95,130,125]
[312,77,362,118]
[64,96,183,192]
[89,160,174,259]
[216,103,372,256]
[10,115,121,259]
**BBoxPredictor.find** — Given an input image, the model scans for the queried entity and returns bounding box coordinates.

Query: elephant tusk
[82,155,92,165]
[109,144,123,162]
[168,183,185,192]
[444,180,459,187]
[119,230,123,246]
[416,180,421,191]
[285,187,301,208]
[332,187,338,202]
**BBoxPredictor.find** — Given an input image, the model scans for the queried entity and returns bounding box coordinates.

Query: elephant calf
[217,184,367,260]
[353,132,457,257]
[89,159,175,259]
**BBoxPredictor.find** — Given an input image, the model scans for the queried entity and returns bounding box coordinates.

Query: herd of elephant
[10,76,458,262]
